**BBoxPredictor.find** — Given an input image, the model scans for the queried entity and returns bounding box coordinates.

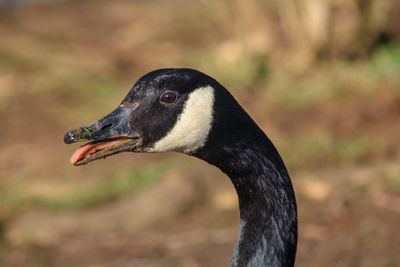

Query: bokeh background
[0,0,399,266]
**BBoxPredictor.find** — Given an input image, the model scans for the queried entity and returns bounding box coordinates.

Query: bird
[64,68,297,267]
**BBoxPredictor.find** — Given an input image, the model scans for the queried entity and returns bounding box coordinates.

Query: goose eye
[160,92,177,104]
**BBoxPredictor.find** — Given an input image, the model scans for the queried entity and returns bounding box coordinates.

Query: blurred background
[0,0,399,266]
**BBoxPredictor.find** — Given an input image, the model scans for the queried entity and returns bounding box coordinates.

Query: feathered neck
[193,88,297,266]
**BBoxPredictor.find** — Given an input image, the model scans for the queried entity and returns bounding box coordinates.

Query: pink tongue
[69,143,95,165]
[69,138,131,165]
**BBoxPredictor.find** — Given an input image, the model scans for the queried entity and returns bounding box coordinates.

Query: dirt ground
[0,1,399,266]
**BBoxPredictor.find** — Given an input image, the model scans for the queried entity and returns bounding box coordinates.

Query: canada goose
[64,68,297,266]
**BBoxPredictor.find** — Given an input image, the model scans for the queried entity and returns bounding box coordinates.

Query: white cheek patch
[152,86,215,153]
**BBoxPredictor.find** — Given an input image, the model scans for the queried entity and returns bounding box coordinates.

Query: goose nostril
[100,123,113,131]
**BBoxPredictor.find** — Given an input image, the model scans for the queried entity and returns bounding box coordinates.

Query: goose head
[64,68,219,165]
[64,68,298,266]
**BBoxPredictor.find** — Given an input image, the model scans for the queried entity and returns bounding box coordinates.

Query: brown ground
[0,1,399,266]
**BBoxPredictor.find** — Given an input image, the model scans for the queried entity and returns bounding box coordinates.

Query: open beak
[64,105,141,166]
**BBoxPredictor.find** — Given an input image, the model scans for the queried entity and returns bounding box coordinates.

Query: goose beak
[64,105,141,166]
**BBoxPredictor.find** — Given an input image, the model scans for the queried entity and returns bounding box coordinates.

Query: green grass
[280,132,375,169]
[266,43,400,111]
[2,163,170,211]
[0,48,43,73]
[185,49,269,90]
